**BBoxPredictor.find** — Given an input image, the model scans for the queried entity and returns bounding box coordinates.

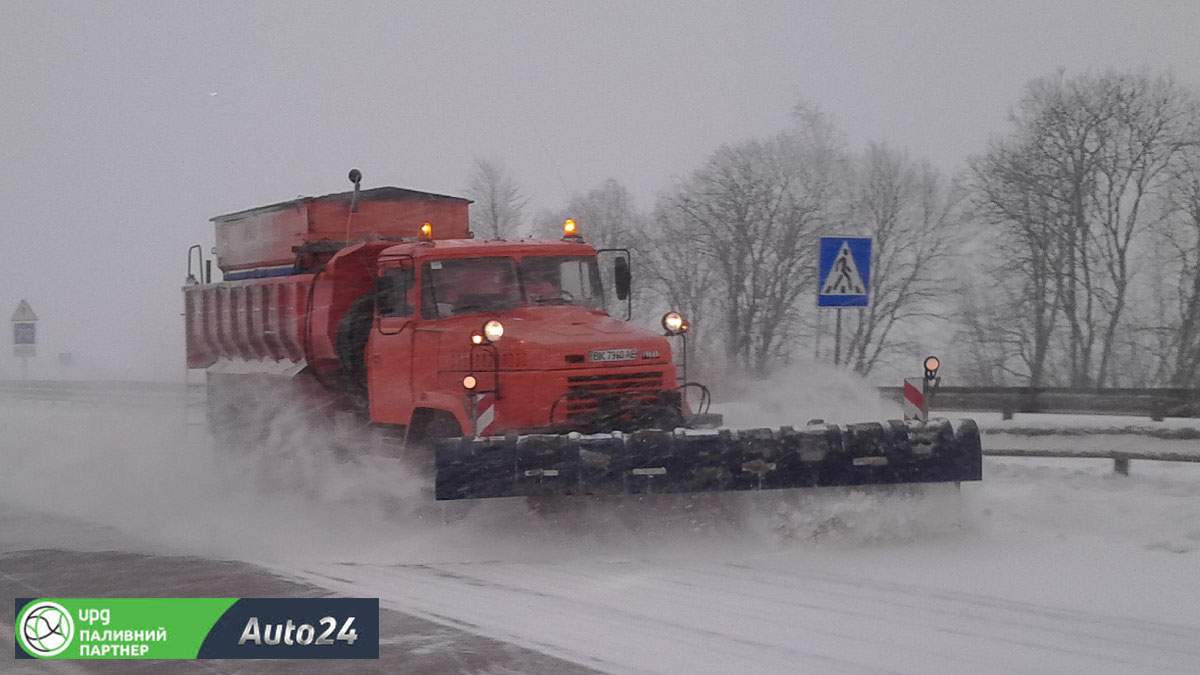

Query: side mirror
[614,256,631,301]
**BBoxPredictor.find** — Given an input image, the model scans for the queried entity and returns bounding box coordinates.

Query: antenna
[346,168,362,243]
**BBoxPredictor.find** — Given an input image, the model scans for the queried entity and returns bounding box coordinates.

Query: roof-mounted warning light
[419,222,434,242]
[562,218,580,240]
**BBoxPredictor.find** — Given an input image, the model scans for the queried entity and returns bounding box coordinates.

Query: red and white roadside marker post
[903,355,941,424]
[903,378,927,422]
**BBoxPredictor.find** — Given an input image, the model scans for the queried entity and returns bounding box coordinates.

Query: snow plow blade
[434,418,982,501]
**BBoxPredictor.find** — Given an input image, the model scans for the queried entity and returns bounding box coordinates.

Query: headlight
[462,374,478,390]
[483,319,504,342]
[662,311,687,335]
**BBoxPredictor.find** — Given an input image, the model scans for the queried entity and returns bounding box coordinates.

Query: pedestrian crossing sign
[818,237,871,307]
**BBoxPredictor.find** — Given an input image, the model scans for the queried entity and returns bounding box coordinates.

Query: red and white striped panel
[903,377,927,422]
[475,393,498,437]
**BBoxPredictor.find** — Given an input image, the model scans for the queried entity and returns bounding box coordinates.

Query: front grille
[564,371,663,419]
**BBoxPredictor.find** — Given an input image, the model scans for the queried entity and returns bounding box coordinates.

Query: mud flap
[434,418,984,501]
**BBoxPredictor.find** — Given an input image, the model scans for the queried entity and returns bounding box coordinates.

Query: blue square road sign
[817,236,871,307]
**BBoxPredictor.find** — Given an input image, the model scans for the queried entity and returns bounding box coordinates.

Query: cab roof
[380,238,596,260]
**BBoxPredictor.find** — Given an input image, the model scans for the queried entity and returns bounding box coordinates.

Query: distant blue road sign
[818,236,871,307]
[12,300,37,358]
[14,323,35,345]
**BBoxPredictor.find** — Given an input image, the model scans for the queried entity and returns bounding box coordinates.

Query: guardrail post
[1113,457,1130,475]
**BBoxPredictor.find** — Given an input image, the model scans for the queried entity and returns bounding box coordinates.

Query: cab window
[421,257,521,319]
[377,267,414,317]
[519,256,604,310]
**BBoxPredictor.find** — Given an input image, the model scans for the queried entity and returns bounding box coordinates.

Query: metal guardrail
[6,380,1198,473]
[6,381,1194,415]
[984,448,1200,475]
[878,386,1199,419]
[0,380,200,404]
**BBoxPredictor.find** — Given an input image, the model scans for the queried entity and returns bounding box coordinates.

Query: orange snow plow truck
[184,172,982,500]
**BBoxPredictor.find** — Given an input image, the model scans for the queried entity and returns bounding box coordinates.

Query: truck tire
[405,409,462,480]
[408,409,463,443]
[336,294,375,393]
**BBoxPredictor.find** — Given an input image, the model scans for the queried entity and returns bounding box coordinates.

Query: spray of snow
[714,359,899,428]
[0,382,956,568]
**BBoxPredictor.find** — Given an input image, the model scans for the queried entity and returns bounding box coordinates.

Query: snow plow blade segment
[434,418,983,501]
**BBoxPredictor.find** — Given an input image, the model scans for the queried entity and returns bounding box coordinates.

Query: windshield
[421,257,522,318]
[519,255,605,310]
[421,255,605,318]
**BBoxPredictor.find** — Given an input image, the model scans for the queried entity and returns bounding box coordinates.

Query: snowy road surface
[2,389,1199,673]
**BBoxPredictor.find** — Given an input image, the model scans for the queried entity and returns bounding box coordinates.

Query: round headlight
[470,332,484,346]
[462,374,478,390]
[483,319,504,342]
[662,311,686,335]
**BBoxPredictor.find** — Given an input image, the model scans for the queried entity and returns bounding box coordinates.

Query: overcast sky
[2,1,1199,379]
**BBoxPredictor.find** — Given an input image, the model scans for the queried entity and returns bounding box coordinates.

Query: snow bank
[713,359,900,428]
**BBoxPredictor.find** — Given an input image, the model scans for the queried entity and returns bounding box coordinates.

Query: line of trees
[961,71,1199,387]
[465,68,1200,388]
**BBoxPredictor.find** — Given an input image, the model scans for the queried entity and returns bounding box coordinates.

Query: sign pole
[12,300,39,380]
[817,236,871,369]
[813,308,822,359]
[834,308,842,366]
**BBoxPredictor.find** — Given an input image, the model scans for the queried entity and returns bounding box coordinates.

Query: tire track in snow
[671,563,1197,672]
[417,559,1198,674]
[288,557,1199,675]
[718,561,1200,644]
[294,562,903,675]
[417,560,1001,673]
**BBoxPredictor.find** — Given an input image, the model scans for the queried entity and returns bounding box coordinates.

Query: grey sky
[2,1,1198,379]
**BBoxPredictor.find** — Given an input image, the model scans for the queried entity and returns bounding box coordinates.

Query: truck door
[367,262,416,426]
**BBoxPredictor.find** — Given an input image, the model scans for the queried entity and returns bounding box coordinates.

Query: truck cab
[363,234,681,440]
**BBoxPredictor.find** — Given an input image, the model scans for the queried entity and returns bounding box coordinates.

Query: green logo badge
[18,601,75,657]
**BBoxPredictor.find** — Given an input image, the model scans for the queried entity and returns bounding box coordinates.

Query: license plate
[589,348,638,362]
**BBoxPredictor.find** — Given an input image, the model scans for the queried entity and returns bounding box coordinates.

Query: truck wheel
[336,294,375,392]
[407,409,462,443]
[405,409,462,479]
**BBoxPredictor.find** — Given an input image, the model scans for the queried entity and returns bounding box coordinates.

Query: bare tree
[656,111,842,376]
[641,199,720,369]
[839,144,963,376]
[966,70,1195,387]
[969,135,1069,386]
[465,158,528,239]
[535,179,662,323]
[538,179,637,249]
[1160,123,1200,386]
[1086,74,1193,385]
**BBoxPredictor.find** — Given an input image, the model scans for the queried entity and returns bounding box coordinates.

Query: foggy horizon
[3,1,1199,380]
